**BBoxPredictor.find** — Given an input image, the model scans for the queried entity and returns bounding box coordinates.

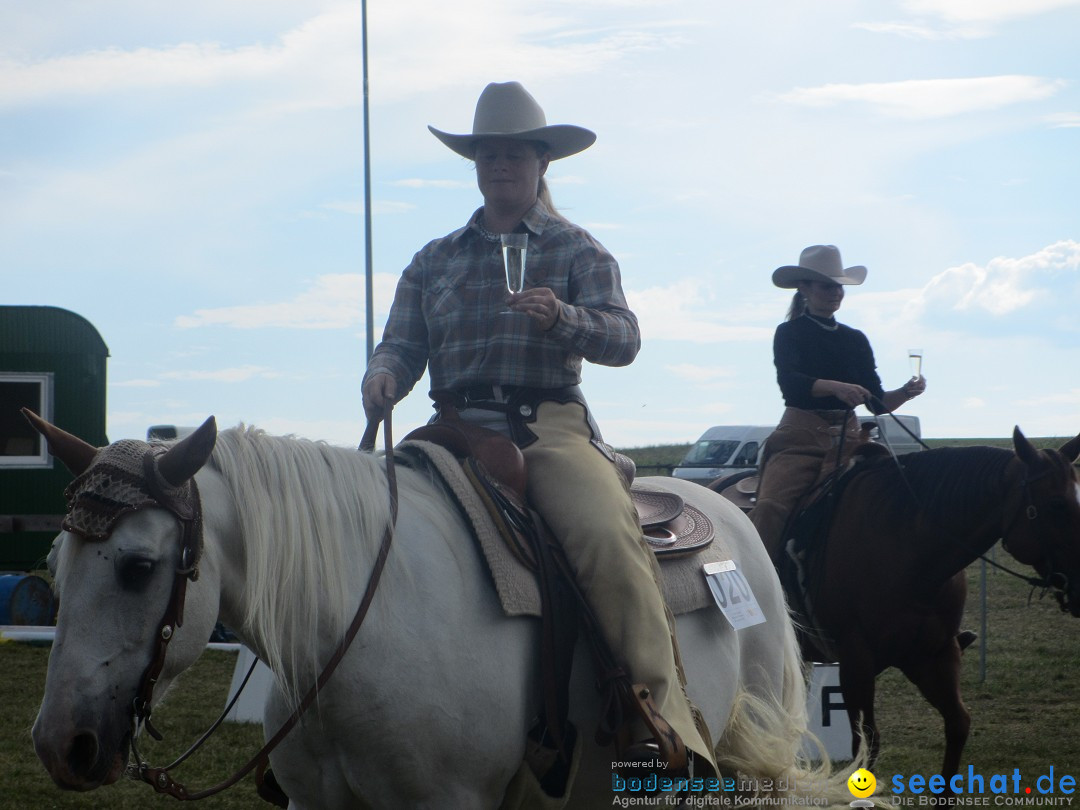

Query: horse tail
[713,610,872,806]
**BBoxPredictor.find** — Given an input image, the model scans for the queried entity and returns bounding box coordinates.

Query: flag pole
[362,0,375,361]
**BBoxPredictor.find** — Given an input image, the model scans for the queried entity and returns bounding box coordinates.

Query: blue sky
[3,0,1079,448]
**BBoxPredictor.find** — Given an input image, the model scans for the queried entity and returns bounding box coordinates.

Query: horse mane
[206,425,402,703]
[893,445,1016,523]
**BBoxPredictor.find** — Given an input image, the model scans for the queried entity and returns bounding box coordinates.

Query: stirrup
[622,682,689,777]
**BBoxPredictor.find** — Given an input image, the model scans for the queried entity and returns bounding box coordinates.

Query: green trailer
[0,306,108,571]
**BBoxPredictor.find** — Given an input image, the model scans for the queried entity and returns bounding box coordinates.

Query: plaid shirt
[366,200,640,399]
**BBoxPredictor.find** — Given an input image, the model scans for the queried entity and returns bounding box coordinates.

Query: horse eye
[118,557,156,592]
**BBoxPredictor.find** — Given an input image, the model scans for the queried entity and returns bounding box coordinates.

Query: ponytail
[537,176,568,222]
[785,291,806,322]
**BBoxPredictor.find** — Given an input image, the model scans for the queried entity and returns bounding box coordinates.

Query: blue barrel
[0,574,56,626]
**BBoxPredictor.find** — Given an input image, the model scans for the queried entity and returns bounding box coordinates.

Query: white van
[671,425,773,485]
[146,425,196,441]
[857,413,923,456]
[673,414,923,486]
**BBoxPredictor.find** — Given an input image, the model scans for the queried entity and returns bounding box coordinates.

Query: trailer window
[0,373,52,467]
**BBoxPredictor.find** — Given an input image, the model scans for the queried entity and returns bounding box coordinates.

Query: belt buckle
[464,384,504,403]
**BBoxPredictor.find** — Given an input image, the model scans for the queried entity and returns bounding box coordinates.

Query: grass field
[2,434,1077,807]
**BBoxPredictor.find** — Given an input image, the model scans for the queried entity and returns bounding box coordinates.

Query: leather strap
[135,410,399,802]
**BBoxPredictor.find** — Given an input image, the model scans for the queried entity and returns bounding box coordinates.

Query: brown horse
[715,427,1080,782]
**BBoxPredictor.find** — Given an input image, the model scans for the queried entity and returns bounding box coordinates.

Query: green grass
[7,560,1079,805]
[0,646,266,809]
[874,558,1080,788]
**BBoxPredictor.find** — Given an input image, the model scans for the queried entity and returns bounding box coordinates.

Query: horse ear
[21,408,98,475]
[1013,426,1040,466]
[1059,432,1080,464]
[157,416,218,487]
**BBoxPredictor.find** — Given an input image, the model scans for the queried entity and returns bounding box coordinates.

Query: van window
[731,441,759,467]
[682,439,740,467]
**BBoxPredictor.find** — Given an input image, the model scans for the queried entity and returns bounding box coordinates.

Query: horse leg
[901,641,970,784]
[838,652,879,764]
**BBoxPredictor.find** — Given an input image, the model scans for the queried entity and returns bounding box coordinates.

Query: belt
[432,384,598,453]
[458,384,518,404]
[810,409,854,426]
[436,384,585,412]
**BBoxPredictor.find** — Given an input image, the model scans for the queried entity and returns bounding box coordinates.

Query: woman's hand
[813,379,871,408]
[880,375,926,412]
[902,375,927,400]
[507,287,561,330]
[362,373,397,420]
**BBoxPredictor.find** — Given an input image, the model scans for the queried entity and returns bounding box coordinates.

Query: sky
[2,0,1079,449]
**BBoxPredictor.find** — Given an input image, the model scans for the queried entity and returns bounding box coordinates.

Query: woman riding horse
[361,81,717,781]
[750,244,926,565]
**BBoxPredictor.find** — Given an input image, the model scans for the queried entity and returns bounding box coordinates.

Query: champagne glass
[908,348,923,380]
[499,232,527,315]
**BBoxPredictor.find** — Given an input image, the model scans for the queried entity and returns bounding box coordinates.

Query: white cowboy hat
[772,244,868,288]
[428,81,596,160]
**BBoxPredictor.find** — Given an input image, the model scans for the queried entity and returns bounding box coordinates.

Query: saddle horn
[21,408,99,476]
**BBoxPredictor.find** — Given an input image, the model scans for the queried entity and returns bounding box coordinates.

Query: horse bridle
[130,452,206,746]
[997,464,1072,604]
[864,432,1067,601]
[127,411,399,803]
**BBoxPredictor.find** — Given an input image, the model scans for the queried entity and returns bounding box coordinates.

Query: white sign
[801,662,852,762]
[703,560,766,630]
[225,646,275,724]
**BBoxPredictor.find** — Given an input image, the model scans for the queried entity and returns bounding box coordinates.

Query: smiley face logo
[848,768,876,798]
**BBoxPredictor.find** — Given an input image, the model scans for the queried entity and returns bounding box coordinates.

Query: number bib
[703,560,767,630]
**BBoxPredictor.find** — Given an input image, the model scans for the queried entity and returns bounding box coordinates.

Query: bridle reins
[128,411,399,803]
[863,407,1067,598]
[996,464,1072,601]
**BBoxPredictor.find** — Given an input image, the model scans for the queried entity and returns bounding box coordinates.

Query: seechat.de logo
[848,768,876,807]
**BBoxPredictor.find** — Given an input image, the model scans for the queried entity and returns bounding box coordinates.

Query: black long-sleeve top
[772,314,886,414]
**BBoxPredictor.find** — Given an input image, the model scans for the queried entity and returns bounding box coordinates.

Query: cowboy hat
[772,244,868,288]
[428,81,596,160]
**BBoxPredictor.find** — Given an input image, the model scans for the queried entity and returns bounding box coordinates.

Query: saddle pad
[398,440,725,618]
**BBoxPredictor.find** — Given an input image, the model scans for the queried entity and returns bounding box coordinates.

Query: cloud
[851,21,977,39]
[859,1,1080,40]
[1018,388,1080,408]
[112,378,162,388]
[625,280,773,343]
[917,240,1080,316]
[392,179,472,189]
[160,366,282,382]
[666,364,736,383]
[368,4,692,104]
[0,5,364,111]
[778,76,1065,119]
[1046,112,1080,128]
[176,273,365,329]
[902,0,1080,25]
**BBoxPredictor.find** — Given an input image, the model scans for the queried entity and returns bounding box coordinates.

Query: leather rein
[129,411,399,802]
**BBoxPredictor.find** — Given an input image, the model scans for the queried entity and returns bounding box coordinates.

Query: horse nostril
[67,732,100,778]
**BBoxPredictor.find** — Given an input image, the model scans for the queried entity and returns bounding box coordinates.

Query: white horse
[30,414,836,809]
